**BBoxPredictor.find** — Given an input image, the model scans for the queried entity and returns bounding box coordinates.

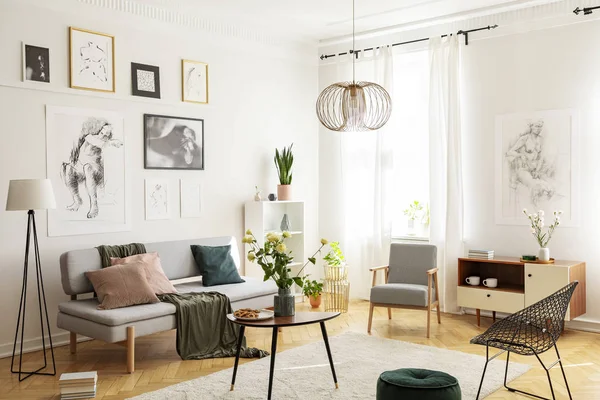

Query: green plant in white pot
[274,144,293,200]
[403,200,423,235]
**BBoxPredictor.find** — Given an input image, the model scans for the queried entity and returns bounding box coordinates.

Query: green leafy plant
[302,278,324,299]
[403,200,423,221]
[243,231,328,290]
[274,144,294,185]
[323,241,345,267]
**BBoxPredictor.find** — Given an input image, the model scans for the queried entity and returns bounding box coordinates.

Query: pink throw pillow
[110,252,177,295]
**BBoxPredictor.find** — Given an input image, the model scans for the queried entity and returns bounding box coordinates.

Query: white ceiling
[137,0,556,42]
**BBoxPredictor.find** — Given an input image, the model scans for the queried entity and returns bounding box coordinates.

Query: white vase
[538,247,550,261]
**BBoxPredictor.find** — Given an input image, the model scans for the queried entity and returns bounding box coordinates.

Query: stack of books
[59,371,97,399]
[468,249,494,259]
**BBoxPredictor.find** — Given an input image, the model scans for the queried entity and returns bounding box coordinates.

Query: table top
[227,311,340,328]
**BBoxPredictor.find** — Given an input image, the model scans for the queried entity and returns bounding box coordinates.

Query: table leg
[230,325,245,391]
[320,321,338,389]
[476,309,481,327]
[267,327,278,400]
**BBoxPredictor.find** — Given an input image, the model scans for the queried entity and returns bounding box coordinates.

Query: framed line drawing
[495,109,580,226]
[145,178,170,220]
[182,59,208,104]
[144,114,204,170]
[69,27,115,93]
[22,43,50,83]
[131,62,160,99]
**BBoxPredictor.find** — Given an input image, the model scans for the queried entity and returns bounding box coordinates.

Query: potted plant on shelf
[302,278,324,308]
[403,200,423,235]
[243,230,327,316]
[523,209,561,261]
[274,144,293,201]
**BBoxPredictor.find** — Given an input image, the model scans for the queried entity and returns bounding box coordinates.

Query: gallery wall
[461,19,600,330]
[0,0,319,355]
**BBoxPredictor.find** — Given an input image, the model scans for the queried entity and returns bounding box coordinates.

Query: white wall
[0,0,318,355]
[462,20,600,327]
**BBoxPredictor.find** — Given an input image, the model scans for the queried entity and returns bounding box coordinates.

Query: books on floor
[59,371,97,399]
[468,249,494,259]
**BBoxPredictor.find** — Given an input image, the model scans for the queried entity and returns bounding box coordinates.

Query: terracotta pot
[277,185,292,201]
[309,294,322,308]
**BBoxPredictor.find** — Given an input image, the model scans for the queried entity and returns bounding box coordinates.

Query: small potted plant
[323,241,347,282]
[403,200,423,235]
[523,209,561,261]
[302,278,324,308]
[274,144,293,200]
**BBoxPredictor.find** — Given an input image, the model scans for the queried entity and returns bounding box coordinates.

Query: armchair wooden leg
[70,332,77,354]
[368,303,374,334]
[427,306,431,338]
[436,303,441,324]
[127,326,135,374]
[388,307,392,320]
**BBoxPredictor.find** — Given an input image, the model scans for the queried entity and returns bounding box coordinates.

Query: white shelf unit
[244,201,305,296]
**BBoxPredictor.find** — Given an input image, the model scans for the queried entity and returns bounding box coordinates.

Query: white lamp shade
[6,179,56,211]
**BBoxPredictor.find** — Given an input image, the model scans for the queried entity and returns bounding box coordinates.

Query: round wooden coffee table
[227,311,340,400]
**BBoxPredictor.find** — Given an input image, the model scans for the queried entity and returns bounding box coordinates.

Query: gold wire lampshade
[316,80,392,132]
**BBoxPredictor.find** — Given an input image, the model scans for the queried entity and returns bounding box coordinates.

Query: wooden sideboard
[457,257,586,326]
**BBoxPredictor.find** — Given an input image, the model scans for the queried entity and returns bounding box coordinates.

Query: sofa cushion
[58,298,177,326]
[110,252,177,295]
[175,276,277,303]
[85,263,160,309]
[190,244,245,286]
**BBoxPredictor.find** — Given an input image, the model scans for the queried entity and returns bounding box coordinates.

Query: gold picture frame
[69,27,115,93]
[181,59,208,104]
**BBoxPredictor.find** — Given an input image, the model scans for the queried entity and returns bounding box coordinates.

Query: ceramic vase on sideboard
[538,247,550,261]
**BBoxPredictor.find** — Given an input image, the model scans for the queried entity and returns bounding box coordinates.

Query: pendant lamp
[316,0,392,132]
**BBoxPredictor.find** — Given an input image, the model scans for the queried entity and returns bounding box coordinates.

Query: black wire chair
[471,281,578,400]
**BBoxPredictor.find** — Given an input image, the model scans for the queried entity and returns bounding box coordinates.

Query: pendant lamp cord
[352,0,355,83]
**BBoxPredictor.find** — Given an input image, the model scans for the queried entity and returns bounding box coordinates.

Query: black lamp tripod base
[11,210,56,381]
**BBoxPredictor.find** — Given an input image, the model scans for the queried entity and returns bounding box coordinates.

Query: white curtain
[428,36,464,312]
[338,47,394,300]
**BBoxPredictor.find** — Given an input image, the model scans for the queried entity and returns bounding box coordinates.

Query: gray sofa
[57,236,277,373]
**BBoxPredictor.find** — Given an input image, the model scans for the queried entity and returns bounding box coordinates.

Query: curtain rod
[319,24,498,60]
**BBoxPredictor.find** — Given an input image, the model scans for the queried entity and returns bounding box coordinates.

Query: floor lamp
[5,179,57,381]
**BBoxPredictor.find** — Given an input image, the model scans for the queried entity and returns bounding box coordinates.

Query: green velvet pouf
[376,368,461,400]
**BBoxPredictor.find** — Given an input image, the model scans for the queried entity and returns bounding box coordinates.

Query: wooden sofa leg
[127,326,135,374]
[368,303,374,333]
[70,332,77,354]
[388,307,392,320]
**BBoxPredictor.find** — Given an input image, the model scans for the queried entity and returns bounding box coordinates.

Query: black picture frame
[144,114,204,170]
[131,63,160,99]
[23,44,50,83]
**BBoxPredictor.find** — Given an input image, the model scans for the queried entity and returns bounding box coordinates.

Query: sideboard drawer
[457,287,525,314]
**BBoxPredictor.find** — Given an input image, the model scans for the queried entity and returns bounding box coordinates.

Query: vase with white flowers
[523,209,562,261]
[243,230,328,316]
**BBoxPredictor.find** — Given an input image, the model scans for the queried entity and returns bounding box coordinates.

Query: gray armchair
[368,243,440,338]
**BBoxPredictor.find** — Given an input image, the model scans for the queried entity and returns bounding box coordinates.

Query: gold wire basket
[323,265,350,313]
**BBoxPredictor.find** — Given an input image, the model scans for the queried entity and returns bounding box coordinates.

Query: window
[389,50,430,239]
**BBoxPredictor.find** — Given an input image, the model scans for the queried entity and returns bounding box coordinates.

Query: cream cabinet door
[524,264,569,307]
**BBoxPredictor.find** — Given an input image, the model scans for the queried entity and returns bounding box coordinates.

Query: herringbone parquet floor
[1,300,599,399]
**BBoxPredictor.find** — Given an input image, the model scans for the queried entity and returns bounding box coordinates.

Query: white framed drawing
[69,27,115,92]
[180,179,202,218]
[181,59,208,104]
[495,109,580,226]
[46,105,128,236]
[145,179,169,220]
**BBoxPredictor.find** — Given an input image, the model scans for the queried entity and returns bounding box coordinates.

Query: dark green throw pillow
[190,244,245,287]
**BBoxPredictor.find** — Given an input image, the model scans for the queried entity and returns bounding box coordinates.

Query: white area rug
[129,332,530,400]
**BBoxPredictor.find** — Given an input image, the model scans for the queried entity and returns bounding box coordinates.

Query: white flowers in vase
[523,209,562,248]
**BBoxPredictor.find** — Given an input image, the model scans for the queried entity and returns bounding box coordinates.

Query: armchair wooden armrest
[369,265,389,272]
[370,265,389,287]
[427,268,439,275]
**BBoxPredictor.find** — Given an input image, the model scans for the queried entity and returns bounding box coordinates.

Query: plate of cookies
[233,308,275,321]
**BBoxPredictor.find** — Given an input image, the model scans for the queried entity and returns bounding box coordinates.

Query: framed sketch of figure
[182,59,208,104]
[22,43,50,83]
[69,27,115,93]
[495,109,580,226]
[144,114,204,170]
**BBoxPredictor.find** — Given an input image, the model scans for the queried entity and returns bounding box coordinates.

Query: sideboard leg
[492,311,496,322]
[476,309,481,327]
